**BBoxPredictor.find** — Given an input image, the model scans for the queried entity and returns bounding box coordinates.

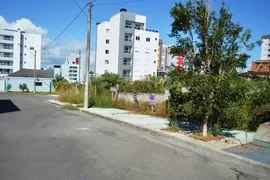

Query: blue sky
[0,0,270,70]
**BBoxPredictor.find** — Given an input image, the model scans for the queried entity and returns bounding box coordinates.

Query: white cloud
[0,16,48,35]
[0,16,96,70]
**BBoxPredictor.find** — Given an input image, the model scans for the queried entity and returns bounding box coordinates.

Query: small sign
[133,93,138,101]
[164,90,170,100]
[110,87,118,92]
[149,94,156,106]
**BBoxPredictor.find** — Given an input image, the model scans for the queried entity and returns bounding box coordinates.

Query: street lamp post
[19,44,36,93]
[33,50,36,94]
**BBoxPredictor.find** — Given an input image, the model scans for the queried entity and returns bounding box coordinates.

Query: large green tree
[168,0,260,136]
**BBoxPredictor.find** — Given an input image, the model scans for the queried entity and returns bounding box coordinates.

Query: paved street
[0,93,266,180]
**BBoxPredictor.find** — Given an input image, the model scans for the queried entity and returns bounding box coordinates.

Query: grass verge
[61,104,79,111]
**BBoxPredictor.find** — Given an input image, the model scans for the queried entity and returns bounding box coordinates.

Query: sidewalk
[48,99,270,175]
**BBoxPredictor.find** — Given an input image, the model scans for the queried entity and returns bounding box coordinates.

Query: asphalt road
[0,93,266,180]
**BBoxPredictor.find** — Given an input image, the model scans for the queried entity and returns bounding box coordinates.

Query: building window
[123,70,131,78]
[105,60,109,64]
[123,58,132,65]
[105,70,108,73]
[106,39,110,44]
[124,46,132,53]
[125,34,132,41]
[146,37,150,42]
[24,54,26,56]
[145,52,150,54]
[106,29,110,33]
[105,50,109,54]
[154,61,156,64]
[135,50,139,53]
[35,82,42,86]
[154,49,157,52]
[155,38,157,41]
[25,38,27,40]
[30,47,34,50]
[135,24,141,30]
[136,36,140,41]
[153,72,156,76]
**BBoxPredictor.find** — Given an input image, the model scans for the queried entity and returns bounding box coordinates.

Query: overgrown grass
[93,92,113,108]
[58,89,83,104]
[114,98,169,118]
[61,104,79,111]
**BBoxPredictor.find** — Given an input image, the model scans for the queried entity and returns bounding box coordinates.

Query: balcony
[0,36,14,41]
[124,50,132,53]
[0,65,13,69]
[125,25,144,31]
[125,25,158,33]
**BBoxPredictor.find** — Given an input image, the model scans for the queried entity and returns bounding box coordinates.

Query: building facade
[0,29,41,79]
[261,35,270,60]
[95,9,159,81]
[61,57,80,83]
[251,60,270,73]
[5,69,54,92]
[157,40,168,75]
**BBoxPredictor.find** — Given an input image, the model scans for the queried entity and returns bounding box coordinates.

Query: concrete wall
[5,77,53,92]
[118,93,165,102]
[0,80,4,91]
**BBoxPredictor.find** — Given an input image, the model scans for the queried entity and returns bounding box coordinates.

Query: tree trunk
[203,118,208,137]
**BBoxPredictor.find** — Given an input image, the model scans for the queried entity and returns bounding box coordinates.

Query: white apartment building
[261,35,270,60]
[0,29,41,79]
[61,57,80,83]
[95,8,159,81]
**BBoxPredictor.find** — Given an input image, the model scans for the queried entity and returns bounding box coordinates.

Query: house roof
[7,69,54,78]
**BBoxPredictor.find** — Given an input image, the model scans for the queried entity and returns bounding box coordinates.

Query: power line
[93,0,135,18]
[72,0,87,17]
[95,0,145,6]
[41,5,87,51]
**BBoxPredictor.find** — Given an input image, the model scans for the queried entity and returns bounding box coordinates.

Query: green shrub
[61,104,78,111]
[19,83,29,92]
[93,92,113,108]
[6,84,12,91]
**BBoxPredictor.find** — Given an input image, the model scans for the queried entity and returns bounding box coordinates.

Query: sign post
[110,87,118,103]
[164,90,170,115]
[149,94,156,113]
[133,93,139,109]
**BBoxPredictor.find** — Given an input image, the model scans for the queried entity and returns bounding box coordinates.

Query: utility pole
[84,2,93,109]
[78,49,81,83]
[34,50,36,94]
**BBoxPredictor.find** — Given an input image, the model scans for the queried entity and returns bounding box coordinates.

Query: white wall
[21,33,41,69]
[0,29,20,78]
[95,22,118,75]
[261,38,270,60]
[95,10,159,81]
[61,63,79,83]
[0,29,41,79]
[0,79,4,91]
[132,30,159,80]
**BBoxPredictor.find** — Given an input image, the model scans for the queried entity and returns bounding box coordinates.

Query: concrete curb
[48,100,270,176]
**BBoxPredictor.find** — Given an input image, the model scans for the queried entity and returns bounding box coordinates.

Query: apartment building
[0,29,41,79]
[61,57,80,83]
[261,35,270,60]
[95,8,159,81]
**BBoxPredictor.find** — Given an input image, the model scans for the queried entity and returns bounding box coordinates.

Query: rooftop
[7,69,54,79]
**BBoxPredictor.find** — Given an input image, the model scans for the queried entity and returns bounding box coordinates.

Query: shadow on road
[0,100,20,114]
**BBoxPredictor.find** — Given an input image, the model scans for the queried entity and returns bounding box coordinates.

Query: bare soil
[189,134,224,142]
[230,143,264,154]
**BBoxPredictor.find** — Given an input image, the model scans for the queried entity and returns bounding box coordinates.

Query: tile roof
[7,69,54,78]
